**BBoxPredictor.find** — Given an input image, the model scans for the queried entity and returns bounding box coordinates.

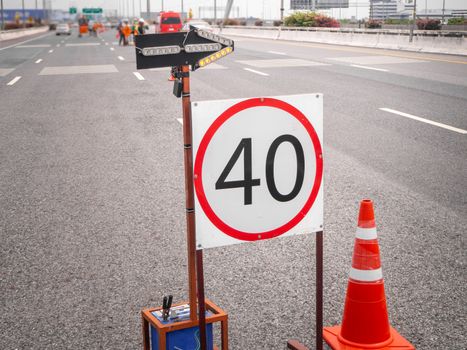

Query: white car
[182,20,213,32]
[56,23,71,35]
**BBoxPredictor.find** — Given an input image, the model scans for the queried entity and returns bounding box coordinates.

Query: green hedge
[448,17,466,25]
[284,11,340,28]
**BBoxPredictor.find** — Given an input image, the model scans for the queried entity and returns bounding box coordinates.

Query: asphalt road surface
[1,28,466,350]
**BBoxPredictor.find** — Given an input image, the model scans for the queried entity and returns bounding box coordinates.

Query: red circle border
[194,97,323,242]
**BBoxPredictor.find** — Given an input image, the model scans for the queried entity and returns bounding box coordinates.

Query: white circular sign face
[194,97,323,243]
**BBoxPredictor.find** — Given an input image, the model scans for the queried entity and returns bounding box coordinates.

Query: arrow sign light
[134,27,234,70]
[141,46,182,56]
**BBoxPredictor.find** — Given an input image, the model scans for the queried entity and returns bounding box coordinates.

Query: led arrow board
[134,27,234,70]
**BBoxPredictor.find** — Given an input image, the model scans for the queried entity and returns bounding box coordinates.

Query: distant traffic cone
[168,72,175,81]
[323,199,414,350]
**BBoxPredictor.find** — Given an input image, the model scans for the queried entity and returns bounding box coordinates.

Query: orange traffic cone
[323,199,414,350]
[168,74,175,81]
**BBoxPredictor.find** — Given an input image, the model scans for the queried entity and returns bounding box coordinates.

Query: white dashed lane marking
[267,51,287,55]
[7,76,21,86]
[379,108,467,135]
[243,68,269,76]
[329,55,425,65]
[39,65,119,75]
[16,44,51,48]
[237,58,329,68]
[65,43,101,47]
[133,72,145,80]
[48,49,54,53]
[35,59,43,64]
[118,56,125,61]
[110,47,115,51]
[351,64,388,72]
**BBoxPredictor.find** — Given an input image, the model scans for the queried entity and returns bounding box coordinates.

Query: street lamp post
[43,0,47,23]
[22,0,26,28]
[1,0,4,31]
[214,0,217,25]
[280,0,284,21]
[409,0,417,43]
[442,0,445,24]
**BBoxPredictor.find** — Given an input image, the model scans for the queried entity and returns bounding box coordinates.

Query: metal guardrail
[221,25,467,38]
[217,25,467,56]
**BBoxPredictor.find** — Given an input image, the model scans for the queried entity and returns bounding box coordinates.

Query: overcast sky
[5,1,467,20]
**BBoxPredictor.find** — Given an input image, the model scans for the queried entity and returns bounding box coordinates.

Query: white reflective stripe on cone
[355,227,378,240]
[349,267,383,282]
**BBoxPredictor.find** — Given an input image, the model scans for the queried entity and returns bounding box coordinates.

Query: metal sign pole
[180,65,198,323]
[287,230,324,350]
[196,249,208,350]
[180,65,208,350]
[316,231,323,350]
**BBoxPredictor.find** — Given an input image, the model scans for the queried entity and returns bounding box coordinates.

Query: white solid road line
[133,72,145,80]
[0,32,51,51]
[118,56,125,61]
[268,51,287,55]
[35,59,43,64]
[351,64,388,72]
[177,118,183,125]
[243,68,269,76]
[7,76,21,86]
[48,49,54,53]
[379,108,467,135]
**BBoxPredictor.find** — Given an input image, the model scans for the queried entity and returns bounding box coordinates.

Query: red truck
[156,11,183,33]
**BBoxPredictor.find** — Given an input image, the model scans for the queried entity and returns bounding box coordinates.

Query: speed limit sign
[192,94,323,249]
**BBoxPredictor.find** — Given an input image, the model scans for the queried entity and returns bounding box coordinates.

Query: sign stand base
[141,299,228,350]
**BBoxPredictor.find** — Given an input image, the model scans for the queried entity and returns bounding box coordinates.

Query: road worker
[137,18,146,35]
[122,21,132,46]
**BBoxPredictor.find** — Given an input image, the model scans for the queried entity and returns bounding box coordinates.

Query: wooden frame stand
[141,65,227,350]
[142,299,228,350]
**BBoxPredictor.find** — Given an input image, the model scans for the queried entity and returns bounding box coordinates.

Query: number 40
[215,135,305,205]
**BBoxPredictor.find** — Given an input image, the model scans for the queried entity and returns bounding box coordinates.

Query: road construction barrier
[323,199,414,350]
[217,26,467,56]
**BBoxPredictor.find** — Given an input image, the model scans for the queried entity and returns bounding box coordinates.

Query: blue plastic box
[150,310,214,350]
